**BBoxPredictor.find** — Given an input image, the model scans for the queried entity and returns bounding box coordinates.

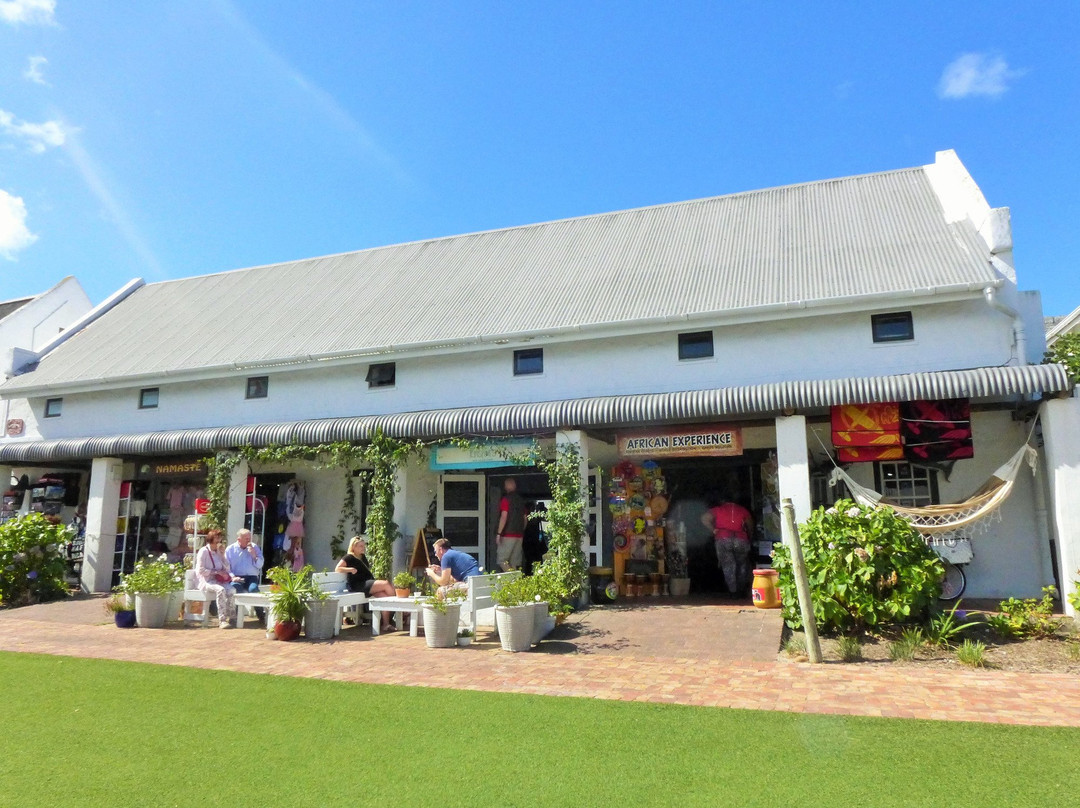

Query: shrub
[772,499,943,632]
[1044,332,1080,384]
[925,600,974,647]
[888,627,923,661]
[955,639,987,668]
[836,636,862,662]
[0,513,70,608]
[118,554,184,596]
[988,587,1060,640]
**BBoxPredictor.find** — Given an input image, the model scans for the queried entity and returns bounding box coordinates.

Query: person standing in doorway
[701,492,754,597]
[495,477,526,571]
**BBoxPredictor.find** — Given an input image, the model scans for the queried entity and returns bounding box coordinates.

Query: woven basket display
[495,604,534,652]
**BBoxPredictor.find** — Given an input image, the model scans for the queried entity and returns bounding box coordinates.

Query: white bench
[461,571,520,635]
[183,570,215,625]
[311,571,368,633]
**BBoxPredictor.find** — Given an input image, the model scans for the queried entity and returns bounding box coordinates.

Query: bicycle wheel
[939,560,966,601]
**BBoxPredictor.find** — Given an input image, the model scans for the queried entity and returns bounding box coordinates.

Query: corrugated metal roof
[3,163,1000,394]
[1,364,1066,463]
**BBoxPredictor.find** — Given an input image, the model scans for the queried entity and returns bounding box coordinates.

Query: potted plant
[302,572,335,640]
[266,564,319,641]
[492,575,534,652]
[393,570,415,598]
[118,554,184,628]
[104,591,136,628]
[457,627,474,647]
[422,587,466,648]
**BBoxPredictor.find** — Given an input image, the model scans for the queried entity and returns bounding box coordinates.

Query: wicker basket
[495,604,534,652]
[422,603,461,648]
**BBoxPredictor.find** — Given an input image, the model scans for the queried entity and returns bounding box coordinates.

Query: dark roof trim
[0,364,1069,464]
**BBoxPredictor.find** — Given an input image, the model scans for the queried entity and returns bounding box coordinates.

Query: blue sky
[1,1,1078,317]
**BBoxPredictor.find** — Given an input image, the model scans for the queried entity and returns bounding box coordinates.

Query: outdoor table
[233,590,367,637]
[367,595,426,637]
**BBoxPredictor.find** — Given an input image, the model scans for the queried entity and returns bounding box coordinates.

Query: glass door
[437,474,486,570]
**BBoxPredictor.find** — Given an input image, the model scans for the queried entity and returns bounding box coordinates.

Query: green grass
[2,652,1079,807]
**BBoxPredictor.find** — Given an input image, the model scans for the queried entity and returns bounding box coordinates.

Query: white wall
[840,410,1047,599]
[16,297,1015,441]
[0,277,92,355]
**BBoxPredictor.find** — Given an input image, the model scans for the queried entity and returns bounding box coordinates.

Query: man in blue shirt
[426,538,480,595]
[225,529,264,593]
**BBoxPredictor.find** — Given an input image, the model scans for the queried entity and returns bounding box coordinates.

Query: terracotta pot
[274,620,301,641]
[395,588,411,598]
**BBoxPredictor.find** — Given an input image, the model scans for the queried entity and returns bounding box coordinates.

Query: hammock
[828,443,1038,539]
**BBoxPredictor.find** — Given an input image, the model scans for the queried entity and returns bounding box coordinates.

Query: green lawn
[2,652,1077,807]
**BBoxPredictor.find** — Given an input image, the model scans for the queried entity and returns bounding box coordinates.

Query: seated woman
[335,536,395,632]
[195,528,237,629]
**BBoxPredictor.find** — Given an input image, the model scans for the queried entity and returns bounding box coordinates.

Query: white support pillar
[83,457,123,593]
[775,415,812,524]
[1041,394,1080,618]
[392,467,409,574]
[225,459,250,541]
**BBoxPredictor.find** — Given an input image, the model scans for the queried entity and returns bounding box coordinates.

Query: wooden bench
[461,570,520,635]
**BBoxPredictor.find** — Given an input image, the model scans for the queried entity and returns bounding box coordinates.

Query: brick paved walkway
[3,596,1079,727]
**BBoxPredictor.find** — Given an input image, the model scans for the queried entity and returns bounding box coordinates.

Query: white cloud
[938,53,1022,99]
[0,108,67,152]
[0,189,37,260]
[0,0,56,25]
[24,55,49,85]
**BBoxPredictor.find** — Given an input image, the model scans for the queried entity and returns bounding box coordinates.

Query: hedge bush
[0,513,70,608]
[772,499,943,632]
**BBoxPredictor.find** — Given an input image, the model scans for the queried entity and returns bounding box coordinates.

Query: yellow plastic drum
[751,568,781,609]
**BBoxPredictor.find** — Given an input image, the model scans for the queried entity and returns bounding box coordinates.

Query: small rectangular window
[678,330,714,360]
[246,376,269,399]
[513,348,544,376]
[44,397,63,418]
[874,461,939,507]
[365,362,396,388]
[139,387,159,409]
[872,312,914,343]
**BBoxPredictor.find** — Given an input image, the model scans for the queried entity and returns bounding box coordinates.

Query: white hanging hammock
[828,443,1038,539]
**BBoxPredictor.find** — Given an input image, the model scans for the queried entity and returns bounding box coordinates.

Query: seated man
[225,528,264,592]
[425,538,480,596]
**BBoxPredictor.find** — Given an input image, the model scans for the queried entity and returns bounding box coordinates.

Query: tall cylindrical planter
[423,603,461,648]
[135,593,171,629]
[496,605,534,652]
[304,599,337,640]
[530,601,549,645]
[167,590,185,623]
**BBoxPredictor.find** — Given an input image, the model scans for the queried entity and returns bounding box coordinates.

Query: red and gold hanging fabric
[831,403,902,462]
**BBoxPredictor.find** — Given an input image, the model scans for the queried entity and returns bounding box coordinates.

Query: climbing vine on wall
[202,430,424,578]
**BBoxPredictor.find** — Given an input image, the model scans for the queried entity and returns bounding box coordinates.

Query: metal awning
[0,364,1069,463]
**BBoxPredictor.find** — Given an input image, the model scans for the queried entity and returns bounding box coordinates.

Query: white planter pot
[304,599,337,640]
[495,604,534,652]
[457,635,473,647]
[531,601,549,645]
[423,603,461,648]
[670,577,691,597]
[134,593,170,629]
[167,590,184,623]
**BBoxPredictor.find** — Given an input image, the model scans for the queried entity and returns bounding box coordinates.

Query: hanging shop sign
[137,458,206,478]
[617,424,743,459]
[429,439,537,471]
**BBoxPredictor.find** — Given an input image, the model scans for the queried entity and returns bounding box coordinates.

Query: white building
[1,152,1077,610]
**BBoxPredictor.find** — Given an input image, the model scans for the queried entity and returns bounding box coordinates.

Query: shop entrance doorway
[486,471,550,574]
[661,453,768,595]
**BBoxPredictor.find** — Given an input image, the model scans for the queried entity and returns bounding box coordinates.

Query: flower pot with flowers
[119,555,184,628]
[266,564,319,641]
[104,591,136,628]
[457,627,474,647]
[393,570,415,598]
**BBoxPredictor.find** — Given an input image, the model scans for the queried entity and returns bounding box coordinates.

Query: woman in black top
[335,536,395,631]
